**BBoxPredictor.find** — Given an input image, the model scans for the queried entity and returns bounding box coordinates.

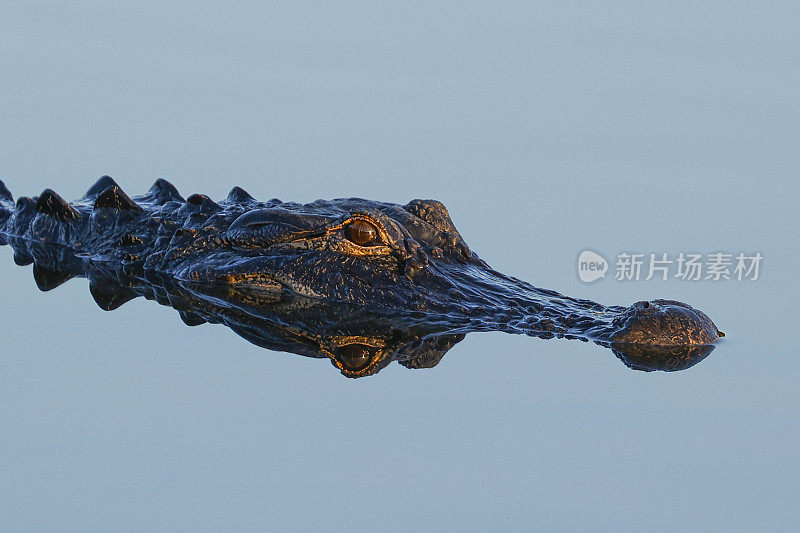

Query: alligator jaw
[212,272,285,294]
[436,266,724,348]
[181,257,326,300]
[197,259,726,348]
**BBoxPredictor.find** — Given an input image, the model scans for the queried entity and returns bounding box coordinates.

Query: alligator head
[166,197,477,307]
[156,193,722,347]
[0,176,724,377]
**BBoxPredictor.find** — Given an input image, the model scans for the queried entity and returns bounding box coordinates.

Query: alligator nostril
[614,301,722,346]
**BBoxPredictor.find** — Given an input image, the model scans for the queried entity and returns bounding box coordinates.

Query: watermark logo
[578,251,763,282]
[577,250,609,283]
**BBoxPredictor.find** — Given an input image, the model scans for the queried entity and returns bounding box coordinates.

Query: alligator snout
[610,299,723,346]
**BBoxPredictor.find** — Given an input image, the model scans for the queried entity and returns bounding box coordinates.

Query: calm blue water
[1,2,797,531]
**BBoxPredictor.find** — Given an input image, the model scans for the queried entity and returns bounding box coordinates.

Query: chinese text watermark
[578,251,762,283]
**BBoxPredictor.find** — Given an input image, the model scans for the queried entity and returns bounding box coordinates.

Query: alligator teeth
[216,272,283,293]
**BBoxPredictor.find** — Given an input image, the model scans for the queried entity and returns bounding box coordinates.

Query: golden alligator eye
[336,344,374,371]
[344,219,379,246]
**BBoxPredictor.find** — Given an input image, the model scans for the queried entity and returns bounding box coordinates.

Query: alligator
[0,176,723,377]
[0,233,716,377]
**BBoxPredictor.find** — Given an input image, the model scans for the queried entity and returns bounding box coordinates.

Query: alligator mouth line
[215,272,284,290]
[201,271,324,300]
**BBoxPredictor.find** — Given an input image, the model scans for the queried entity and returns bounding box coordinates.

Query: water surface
[0,2,797,531]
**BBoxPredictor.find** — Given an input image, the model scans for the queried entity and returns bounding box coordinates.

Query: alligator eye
[336,344,374,371]
[344,220,379,247]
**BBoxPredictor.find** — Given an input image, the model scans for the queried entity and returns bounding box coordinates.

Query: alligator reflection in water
[3,242,714,378]
[0,178,721,377]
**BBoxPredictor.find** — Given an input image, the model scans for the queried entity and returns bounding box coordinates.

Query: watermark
[577,250,609,283]
[577,250,762,282]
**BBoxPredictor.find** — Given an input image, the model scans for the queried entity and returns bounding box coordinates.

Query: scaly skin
[0,176,723,376]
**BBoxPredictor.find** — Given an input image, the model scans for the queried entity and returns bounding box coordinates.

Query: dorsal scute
[33,263,76,291]
[14,249,34,266]
[84,175,119,199]
[227,186,254,203]
[0,179,13,204]
[94,185,142,211]
[179,311,207,326]
[137,178,184,204]
[89,282,138,311]
[35,189,81,221]
[185,193,221,213]
[14,196,35,216]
